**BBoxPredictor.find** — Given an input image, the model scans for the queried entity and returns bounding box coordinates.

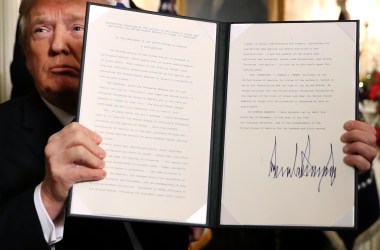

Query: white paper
[71,4,217,225]
[222,22,357,227]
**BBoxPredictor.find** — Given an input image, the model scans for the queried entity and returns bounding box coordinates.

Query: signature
[268,135,336,192]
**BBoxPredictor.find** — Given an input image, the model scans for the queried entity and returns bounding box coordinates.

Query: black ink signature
[268,135,336,192]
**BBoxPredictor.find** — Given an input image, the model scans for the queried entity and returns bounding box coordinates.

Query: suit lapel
[21,93,63,162]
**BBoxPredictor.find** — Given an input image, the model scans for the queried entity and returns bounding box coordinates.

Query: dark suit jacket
[0,92,189,250]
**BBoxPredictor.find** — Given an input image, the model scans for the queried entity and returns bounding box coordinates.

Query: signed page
[221,22,357,227]
[70,4,217,224]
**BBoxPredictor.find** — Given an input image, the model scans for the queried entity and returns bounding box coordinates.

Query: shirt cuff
[34,183,64,245]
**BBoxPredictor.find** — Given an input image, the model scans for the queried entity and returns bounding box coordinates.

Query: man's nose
[50,26,71,55]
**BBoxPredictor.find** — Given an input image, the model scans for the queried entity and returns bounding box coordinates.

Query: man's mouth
[50,64,80,76]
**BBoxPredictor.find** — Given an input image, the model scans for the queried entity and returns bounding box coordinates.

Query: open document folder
[68,3,359,229]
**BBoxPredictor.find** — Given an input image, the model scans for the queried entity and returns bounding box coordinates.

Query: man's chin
[41,87,79,114]
[58,89,79,113]
[52,80,80,94]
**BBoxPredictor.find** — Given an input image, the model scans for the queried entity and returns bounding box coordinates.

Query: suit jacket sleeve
[0,95,60,250]
[0,188,50,250]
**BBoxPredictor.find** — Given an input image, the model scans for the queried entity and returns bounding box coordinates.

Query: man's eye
[73,26,84,32]
[34,27,48,33]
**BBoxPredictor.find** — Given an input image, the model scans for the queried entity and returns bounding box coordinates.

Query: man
[0,1,377,250]
[0,0,189,249]
[9,0,140,99]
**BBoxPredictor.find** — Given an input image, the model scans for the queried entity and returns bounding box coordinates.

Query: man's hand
[341,120,377,173]
[189,227,205,242]
[41,122,107,221]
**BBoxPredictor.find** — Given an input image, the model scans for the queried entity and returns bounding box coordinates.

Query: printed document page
[221,22,357,227]
[70,5,217,224]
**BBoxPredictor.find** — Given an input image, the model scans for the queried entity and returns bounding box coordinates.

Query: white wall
[0,0,20,103]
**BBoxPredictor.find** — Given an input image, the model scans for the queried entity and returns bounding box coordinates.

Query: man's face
[24,0,88,113]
